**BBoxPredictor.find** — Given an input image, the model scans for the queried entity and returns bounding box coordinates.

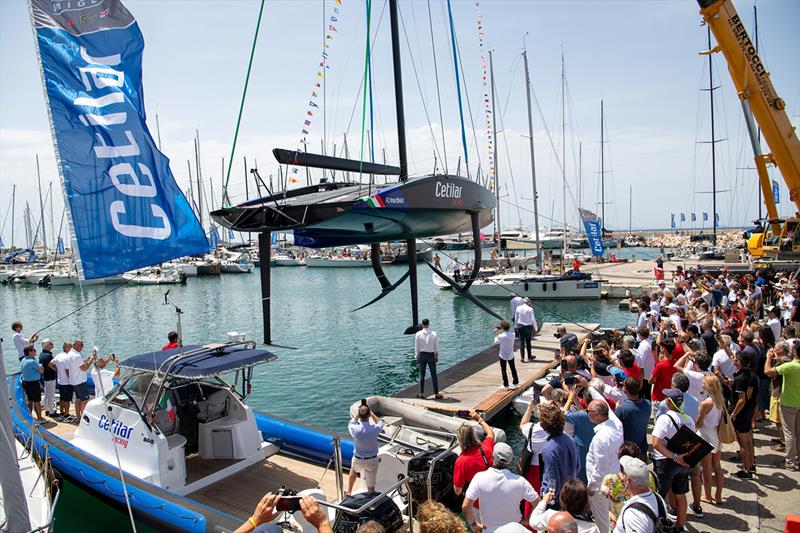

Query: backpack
[624,494,682,533]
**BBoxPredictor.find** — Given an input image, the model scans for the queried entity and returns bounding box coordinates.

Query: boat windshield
[110,371,158,414]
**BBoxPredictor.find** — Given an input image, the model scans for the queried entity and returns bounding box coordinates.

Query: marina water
[2,251,639,531]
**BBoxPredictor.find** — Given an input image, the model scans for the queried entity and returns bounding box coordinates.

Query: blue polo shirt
[20,357,42,382]
[565,410,595,483]
[616,398,652,454]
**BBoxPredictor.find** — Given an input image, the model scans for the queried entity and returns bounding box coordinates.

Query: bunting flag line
[475,1,494,190]
[289,1,344,184]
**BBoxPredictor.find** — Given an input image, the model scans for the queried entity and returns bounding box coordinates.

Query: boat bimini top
[119,342,278,380]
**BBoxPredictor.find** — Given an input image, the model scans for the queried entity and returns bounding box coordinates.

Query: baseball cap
[657,279,666,285]
[492,442,514,467]
[619,455,650,486]
[662,388,684,405]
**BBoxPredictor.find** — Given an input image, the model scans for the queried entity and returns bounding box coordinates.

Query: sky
[1,0,799,248]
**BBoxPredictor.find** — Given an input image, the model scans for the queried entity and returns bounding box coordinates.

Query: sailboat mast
[35,154,47,255]
[490,50,501,253]
[10,184,15,249]
[194,136,204,230]
[629,184,632,234]
[707,27,718,244]
[523,49,542,268]
[578,142,582,214]
[600,100,605,231]
[560,52,567,263]
[389,0,408,183]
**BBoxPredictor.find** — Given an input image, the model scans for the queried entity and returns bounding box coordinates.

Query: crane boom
[698,0,800,213]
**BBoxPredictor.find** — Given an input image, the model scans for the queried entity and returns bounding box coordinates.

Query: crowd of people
[401,265,799,532]
[11,320,131,424]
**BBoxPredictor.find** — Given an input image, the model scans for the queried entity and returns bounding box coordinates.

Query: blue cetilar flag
[772,180,780,204]
[579,208,605,257]
[691,213,696,222]
[680,213,686,222]
[703,212,708,221]
[29,0,209,279]
[209,227,220,249]
[56,237,65,255]
[671,214,676,229]
[228,228,235,240]
[271,232,278,246]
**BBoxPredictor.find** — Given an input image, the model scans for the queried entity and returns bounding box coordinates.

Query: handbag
[517,422,535,474]
[717,407,736,444]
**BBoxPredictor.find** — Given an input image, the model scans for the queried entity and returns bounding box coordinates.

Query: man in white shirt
[636,326,655,398]
[49,341,73,418]
[414,319,442,399]
[585,400,624,533]
[614,456,668,533]
[514,298,536,363]
[652,388,696,531]
[675,347,712,402]
[780,287,796,323]
[11,320,38,360]
[711,335,737,384]
[766,306,782,341]
[67,340,94,419]
[665,304,683,333]
[510,295,524,331]
[463,442,539,533]
[494,320,519,389]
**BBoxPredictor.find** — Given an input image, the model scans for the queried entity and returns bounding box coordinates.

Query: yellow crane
[697,0,800,259]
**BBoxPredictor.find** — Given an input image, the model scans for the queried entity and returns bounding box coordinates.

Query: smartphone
[276,496,302,512]
[560,359,568,372]
[360,398,368,407]
[456,410,471,419]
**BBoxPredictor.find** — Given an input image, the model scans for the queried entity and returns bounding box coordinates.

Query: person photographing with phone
[66,339,94,420]
[347,400,383,496]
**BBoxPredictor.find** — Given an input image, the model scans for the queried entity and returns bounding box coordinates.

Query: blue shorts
[58,384,73,402]
[73,382,90,401]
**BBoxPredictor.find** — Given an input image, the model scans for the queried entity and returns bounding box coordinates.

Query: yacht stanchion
[258,231,271,344]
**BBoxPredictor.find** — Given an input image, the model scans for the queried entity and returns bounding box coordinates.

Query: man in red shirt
[453,411,495,498]
[650,338,677,404]
[162,331,179,351]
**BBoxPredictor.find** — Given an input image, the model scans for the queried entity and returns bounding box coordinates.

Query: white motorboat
[273,254,305,266]
[467,272,602,300]
[125,269,187,285]
[20,267,55,285]
[305,256,371,267]
[221,260,254,273]
[10,340,468,532]
[0,267,19,283]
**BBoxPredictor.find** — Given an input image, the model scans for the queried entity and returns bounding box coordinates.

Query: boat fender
[524,282,529,291]
[552,282,557,291]
[542,283,547,292]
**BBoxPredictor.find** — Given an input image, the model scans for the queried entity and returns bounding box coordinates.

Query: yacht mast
[601,100,605,231]
[523,48,542,268]
[35,154,47,256]
[490,50,501,253]
[561,51,567,266]
[707,26,718,244]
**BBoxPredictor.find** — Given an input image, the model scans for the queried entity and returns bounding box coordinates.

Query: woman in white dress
[695,374,725,504]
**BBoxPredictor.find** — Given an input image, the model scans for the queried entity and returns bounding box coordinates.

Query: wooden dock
[393,322,598,421]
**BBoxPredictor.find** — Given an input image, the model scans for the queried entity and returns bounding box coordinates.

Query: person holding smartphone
[347,402,383,496]
[66,339,94,420]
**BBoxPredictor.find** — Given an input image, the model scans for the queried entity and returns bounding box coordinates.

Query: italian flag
[160,393,176,424]
[358,194,385,208]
